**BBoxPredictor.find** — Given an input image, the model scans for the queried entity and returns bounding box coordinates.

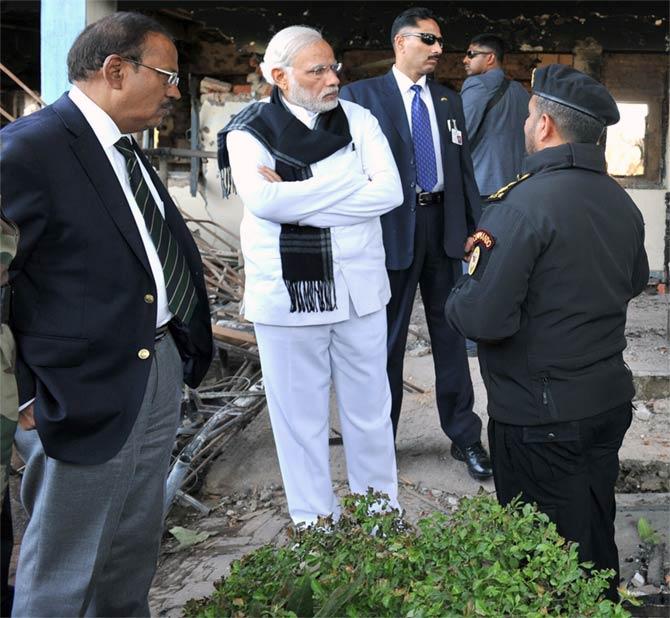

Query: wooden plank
[212,323,257,345]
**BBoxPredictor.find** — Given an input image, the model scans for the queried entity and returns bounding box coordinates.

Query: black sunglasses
[400,32,444,47]
[465,49,493,59]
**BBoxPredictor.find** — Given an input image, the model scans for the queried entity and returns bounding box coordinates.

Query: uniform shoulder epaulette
[486,172,533,202]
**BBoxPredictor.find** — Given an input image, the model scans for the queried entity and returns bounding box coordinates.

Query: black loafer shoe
[450,441,493,480]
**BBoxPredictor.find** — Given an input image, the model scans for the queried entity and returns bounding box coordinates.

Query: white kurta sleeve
[299,110,403,228]
[227,130,369,224]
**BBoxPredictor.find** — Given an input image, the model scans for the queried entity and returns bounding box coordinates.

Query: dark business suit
[2,94,212,464]
[1,93,212,615]
[341,71,482,448]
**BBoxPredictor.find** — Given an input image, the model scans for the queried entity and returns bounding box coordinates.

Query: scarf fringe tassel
[284,280,337,313]
[220,166,237,198]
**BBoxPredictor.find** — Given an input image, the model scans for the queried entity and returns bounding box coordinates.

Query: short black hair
[67,11,172,83]
[469,33,505,63]
[535,96,605,144]
[390,7,439,47]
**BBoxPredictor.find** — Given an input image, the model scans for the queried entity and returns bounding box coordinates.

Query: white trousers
[254,306,399,525]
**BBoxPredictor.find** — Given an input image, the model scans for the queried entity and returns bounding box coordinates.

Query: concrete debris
[634,401,653,421]
[199,77,232,94]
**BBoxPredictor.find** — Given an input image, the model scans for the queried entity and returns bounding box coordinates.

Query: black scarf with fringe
[217,87,352,313]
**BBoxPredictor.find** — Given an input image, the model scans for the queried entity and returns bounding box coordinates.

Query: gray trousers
[12,334,183,618]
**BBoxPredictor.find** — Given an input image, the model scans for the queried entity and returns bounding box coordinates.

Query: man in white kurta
[221,26,402,525]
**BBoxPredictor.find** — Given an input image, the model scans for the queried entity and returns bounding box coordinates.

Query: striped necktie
[410,84,438,192]
[114,137,197,325]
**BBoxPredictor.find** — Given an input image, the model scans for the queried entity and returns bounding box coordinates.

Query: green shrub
[184,491,630,617]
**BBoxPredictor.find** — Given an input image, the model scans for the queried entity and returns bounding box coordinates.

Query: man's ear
[538,113,558,143]
[271,67,289,91]
[101,55,125,90]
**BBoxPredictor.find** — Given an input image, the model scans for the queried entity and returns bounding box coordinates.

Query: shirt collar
[280,93,320,128]
[68,85,130,148]
[392,65,428,95]
[522,143,606,176]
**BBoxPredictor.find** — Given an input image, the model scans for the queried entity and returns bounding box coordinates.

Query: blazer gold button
[138,348,150,360]
[144,294,155,304]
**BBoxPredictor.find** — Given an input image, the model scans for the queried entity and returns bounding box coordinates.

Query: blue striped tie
[115,137,197,324]
[410,84,438,192]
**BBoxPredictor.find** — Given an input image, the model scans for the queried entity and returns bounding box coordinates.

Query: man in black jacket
[446,64,649,600]
[2,13,212,616]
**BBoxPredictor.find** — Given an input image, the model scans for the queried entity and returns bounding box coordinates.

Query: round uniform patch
[468,245,481,276]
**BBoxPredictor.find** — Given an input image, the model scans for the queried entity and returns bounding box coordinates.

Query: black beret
[531,64,620,126]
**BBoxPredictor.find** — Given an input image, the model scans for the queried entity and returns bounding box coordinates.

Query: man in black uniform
[445,64,649,600]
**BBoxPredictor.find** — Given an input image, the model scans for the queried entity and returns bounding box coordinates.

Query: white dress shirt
[68,86,172,328]
[391,65,445,192]
[226,97,403,326]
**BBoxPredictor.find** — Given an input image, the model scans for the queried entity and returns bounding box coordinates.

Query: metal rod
[189,75,200,198]
[145,147,217,159]
[0,106,16,122]
[158,157,168,186]
[176,490,211,515]
[0,62,45,107]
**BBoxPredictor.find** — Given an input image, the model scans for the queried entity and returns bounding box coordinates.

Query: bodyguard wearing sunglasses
[1,12,212,615]
[341,7,492,481]
[461,34,529,202]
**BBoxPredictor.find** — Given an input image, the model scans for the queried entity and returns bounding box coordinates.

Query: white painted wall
[627,189,666,273]
[178,99,248,245]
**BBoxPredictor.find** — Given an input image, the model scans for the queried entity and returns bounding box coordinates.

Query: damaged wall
[122,2,667,272]
[3,2,667,271]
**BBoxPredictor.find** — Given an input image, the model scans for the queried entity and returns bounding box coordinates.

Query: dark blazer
[340,71,481,270]
[1,94,212,464]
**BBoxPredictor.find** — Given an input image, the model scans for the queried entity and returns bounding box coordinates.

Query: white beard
[287,75,338,113]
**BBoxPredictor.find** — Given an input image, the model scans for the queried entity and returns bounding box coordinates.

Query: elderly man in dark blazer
[1,12,212,616]
[340,6,491,480]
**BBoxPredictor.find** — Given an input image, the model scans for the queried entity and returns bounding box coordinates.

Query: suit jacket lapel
[381,72,412,147]
[53,95,152,277]
[428,80,451,159]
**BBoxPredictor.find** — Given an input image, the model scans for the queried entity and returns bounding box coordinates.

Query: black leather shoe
[450,441,493,480]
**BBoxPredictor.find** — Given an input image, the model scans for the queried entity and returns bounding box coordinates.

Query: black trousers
[387,203,480,447]
[488,402,633,601]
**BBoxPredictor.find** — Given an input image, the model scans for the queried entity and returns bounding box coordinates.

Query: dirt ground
[5,292,668,616]
[147,289,669,615]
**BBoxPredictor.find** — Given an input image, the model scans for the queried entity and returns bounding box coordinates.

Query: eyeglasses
[304,62,343,78]
[464,50,492,59]
[400,33,444,48]
[120,57,180,86]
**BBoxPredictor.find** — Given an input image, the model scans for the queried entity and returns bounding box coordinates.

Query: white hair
[260,25,324,85]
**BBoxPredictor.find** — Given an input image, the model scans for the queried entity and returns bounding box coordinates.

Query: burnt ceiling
[117,1,669,53]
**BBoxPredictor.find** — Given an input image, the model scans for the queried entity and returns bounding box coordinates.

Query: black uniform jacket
[446,143,649,426]
[1,94,213,464]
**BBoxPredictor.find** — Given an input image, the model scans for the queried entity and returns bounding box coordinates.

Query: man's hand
[463,235,475,262]
[258,166,283,183]
[18,402,36,431]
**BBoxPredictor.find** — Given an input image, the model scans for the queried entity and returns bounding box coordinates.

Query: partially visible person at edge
[0,212,18,618]
[218,25,402,526]
[340,7,492,481]
[461,33,529,204]
[446,64,649,601]
[1,12,212,616]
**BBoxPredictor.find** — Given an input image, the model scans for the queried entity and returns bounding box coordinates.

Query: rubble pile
[165,216,268,516]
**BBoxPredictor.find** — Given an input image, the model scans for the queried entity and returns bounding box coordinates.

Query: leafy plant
[184,490,630,617]
[636,517,660,545]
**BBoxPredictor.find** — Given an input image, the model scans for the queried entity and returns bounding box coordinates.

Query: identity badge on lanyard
[447,119,463,146]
